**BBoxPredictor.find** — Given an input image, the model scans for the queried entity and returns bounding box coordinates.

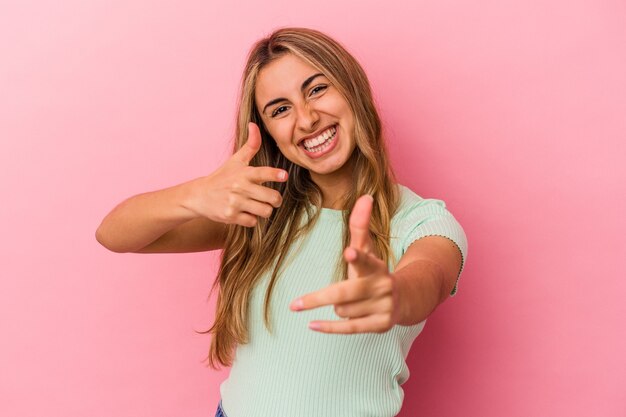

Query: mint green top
[219,184,468,417]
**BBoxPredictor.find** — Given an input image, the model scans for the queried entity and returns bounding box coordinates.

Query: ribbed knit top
[219,184,468,417]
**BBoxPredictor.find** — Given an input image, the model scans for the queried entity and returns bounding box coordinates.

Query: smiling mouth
[299,125,337,152]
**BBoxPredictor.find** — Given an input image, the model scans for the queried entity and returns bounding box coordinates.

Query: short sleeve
[400,198,468,296]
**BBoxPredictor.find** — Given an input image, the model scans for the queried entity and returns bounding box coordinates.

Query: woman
[96,27,467,417]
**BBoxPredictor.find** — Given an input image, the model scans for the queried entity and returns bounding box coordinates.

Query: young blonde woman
[96,27,468,417]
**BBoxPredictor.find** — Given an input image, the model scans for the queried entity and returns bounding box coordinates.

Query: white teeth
[302,126,336,149]
[303,126,337,152]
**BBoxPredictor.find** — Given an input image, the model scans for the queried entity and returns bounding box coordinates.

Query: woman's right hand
[182,122,288,228]
[95,122,286,253]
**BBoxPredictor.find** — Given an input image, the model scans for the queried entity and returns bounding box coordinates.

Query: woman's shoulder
[395,183,421,204]
[393,183,449,220]
[395,183,439,207]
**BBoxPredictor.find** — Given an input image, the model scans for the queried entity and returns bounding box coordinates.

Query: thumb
[233,122,262,165]
[348,194,374,253]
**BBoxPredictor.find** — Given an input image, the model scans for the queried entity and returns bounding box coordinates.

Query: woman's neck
[309,153,356,210]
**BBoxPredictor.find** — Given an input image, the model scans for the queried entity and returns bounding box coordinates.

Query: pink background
[1,1,625,416]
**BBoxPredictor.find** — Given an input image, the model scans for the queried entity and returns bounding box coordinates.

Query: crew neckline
[305,202,346,217]
[320,206,346,212]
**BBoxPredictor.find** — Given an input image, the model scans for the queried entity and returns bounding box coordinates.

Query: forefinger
[247,166,288,185]
[290,279,369,312]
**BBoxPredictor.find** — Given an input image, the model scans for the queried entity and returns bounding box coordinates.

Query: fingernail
[279,171,287,181]
[365,194,374,202]
[291,299,303,311]
[309,322,320,330]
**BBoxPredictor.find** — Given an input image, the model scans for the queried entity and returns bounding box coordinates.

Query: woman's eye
[310,85,327,96]
[271,106,288,117]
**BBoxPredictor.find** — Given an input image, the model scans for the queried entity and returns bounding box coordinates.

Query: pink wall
[1,1,624,416]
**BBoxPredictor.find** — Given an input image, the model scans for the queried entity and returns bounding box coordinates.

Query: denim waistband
[215,399,227,417]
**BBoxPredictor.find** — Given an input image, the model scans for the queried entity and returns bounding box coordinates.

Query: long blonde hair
[200,27,400,370]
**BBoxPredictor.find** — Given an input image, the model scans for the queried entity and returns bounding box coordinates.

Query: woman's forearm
[393,259,446,326]
[95,181,197,253]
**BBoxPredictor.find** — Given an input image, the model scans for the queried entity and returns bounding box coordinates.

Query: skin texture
[289,195,463,333]
[95,53,462,334]
[290,195,402,333]
[255,53,356,209]
[255,54,462,333]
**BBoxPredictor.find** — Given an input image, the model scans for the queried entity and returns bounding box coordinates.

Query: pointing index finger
[248,166,289,184]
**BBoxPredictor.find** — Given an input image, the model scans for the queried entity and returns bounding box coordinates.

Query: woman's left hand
[289,195,403,334]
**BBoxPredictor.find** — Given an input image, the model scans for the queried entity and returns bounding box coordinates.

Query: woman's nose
[295,103,320,132]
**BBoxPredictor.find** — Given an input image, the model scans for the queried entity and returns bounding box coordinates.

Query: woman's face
[255,53,356,178]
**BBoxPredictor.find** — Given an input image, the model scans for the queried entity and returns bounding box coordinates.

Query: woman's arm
[392,235,463,325]
[95,179,227,253]
[96,123,287,254]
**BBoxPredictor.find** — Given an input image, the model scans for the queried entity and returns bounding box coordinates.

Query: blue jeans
[214,399,227,417]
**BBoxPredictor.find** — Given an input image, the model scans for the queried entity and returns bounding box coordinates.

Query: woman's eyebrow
[262,73,325,115]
